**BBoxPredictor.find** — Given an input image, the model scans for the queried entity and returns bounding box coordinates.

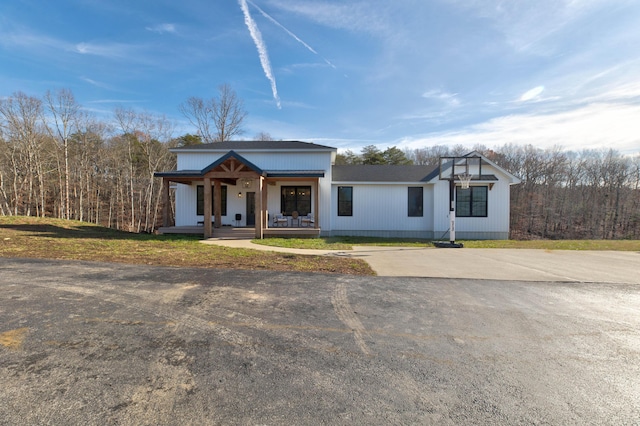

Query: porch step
[212,227,255,240]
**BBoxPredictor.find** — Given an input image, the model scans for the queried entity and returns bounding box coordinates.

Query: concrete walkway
[201,238,640,284]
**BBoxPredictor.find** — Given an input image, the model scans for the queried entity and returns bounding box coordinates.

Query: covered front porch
[155,150,323,239]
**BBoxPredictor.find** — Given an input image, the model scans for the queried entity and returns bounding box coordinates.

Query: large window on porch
[196,185,227,216]
[281,186,311,216]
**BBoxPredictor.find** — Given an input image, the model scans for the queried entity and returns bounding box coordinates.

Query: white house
[155,140,521,240]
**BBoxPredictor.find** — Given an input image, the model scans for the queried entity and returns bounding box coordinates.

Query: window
[408,187,423,217]
[338,186,353,216]
[281,186,311,216]
[456,186,488,217]
[197,185,227,216]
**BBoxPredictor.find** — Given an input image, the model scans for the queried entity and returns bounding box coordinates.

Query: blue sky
[2,0,640,154]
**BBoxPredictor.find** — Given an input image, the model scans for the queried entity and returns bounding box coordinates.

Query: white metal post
[449,178,456,244]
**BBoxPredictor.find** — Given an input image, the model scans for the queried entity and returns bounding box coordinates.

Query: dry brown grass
[0,216,374,276]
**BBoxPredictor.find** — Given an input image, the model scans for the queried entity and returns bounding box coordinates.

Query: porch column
[162,178,170,227]
[261,178,268,230]
[214,180,222,228]
[204,177,212,238]
[255,176,264,239]
[314,178,320,230]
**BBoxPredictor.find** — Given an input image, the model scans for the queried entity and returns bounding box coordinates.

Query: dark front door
[246,192,255,226]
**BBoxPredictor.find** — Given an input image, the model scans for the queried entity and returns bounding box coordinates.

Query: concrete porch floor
[157,226,321,239]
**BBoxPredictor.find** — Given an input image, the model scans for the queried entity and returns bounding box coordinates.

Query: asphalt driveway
[1,257,639,425]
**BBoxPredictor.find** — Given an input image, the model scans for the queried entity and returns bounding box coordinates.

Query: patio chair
[273,213,288,227]
[300,213,314,227]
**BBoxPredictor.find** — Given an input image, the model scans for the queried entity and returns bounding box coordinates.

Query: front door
[246,192,255,226]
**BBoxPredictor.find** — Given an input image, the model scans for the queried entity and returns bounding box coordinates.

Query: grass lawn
[251,237,428,250]
[0,216,374,275]
[252,236,640,251]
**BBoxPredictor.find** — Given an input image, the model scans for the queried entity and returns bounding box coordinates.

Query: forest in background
[1,89,639,239]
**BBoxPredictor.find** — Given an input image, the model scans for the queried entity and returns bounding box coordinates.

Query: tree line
[1,87,639,239]
[0,85,245,233]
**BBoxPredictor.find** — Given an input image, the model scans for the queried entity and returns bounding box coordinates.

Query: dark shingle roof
[172,140,336,152]
[332,165,438,182]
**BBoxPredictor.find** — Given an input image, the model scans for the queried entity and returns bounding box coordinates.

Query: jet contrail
[247,0,337,69]
[238,0,281,109]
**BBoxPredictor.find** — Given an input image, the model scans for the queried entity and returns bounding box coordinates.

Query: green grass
[252,236,640,251]
[461,239,640,251]
[0,216,374,275]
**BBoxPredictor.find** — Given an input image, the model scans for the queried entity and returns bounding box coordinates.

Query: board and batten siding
[177,151,330,171]
[329,183,435,238]
[175,183,197,227]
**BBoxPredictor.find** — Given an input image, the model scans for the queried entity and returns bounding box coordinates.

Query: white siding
[330,184,434,238]
[173,149,516,239]
[175,183,196,226]
[178,151,330,171]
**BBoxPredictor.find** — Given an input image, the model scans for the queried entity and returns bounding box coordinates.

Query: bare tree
[45,88,79,220]
[179,84,247,143]
[71,116,106,223]
[179,97,213,143]
[114,107,139,231]
[254,132,274,141]
[0,92,46,216]
[408,145,451,165]
[113,108,175,232]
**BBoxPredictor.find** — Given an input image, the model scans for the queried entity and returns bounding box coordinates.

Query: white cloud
[80,77,113,90]
[0,28,72,52]
[145,23,177,34]
[422,89,460,107]
[396,101,640,154]
[519,85,545,102]
[267,0,392,36]
[443,0,615,54]
[86,99,140,104]
[74,41,135,59]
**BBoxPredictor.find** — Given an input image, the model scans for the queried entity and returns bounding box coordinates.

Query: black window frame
[337,186,353,217]
[407,187,423,217]
[456,186,488,217]
[280,186,311,216]
[196,185,227,216]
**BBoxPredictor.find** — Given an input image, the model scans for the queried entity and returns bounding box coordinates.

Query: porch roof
[171,140,336,153]
[155,170,325,179]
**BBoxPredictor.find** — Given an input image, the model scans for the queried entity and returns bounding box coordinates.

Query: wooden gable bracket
[219,178,238,186]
